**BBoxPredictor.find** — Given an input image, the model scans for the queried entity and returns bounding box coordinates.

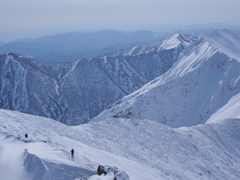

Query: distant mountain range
[0,30,171,62]
[0,26,239,63]
[0,33,195,125]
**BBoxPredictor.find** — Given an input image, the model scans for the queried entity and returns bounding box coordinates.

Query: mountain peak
[121,33,196,56]
[160,33,196,50]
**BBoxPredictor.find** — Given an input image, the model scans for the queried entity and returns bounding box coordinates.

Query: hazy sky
[1,0,240,42]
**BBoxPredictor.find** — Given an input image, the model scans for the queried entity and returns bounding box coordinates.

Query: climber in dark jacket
[71,149,74,158]
[25,133,28,138]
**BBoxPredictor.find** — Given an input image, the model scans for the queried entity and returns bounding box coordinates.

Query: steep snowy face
[0,53,67,121]
[92,29,240,128]
[0,34,194,125]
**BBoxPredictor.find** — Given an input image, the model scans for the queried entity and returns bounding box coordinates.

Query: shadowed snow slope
[0,109,240,180]
[92,29,240,128]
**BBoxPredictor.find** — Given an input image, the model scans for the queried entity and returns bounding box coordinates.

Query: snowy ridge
[204,29,240,60]
[121,33,196,56]
[0,109,240,179]
[0,33,194,125]
[160,33,195,50]
[92,29,240,127]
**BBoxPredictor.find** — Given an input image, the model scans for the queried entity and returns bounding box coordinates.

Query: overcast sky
[1,0,240,42]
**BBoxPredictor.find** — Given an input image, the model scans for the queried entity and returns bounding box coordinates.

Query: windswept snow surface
[92,29,240,128]
[0,136,29,180]
[0,109,240,180]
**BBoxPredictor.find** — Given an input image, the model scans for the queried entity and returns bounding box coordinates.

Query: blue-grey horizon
[1,0,240,42]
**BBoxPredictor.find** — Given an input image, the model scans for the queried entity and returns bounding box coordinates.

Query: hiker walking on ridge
[71,149,74,158]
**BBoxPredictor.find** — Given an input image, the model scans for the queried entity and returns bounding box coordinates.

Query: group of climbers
[24,133,75,158]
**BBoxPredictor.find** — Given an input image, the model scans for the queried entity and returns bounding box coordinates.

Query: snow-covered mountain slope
[92,29,240,128]
[0,109,240,180]
[0,34,194,125]
[0,53,67,121]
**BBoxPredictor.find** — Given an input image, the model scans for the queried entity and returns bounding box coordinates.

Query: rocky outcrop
[96,165,130,180]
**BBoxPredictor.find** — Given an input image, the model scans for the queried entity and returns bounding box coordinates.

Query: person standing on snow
[25,133,28,138]
[71,149,74,158]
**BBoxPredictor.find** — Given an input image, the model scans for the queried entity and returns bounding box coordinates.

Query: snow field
[0,109,240,179]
